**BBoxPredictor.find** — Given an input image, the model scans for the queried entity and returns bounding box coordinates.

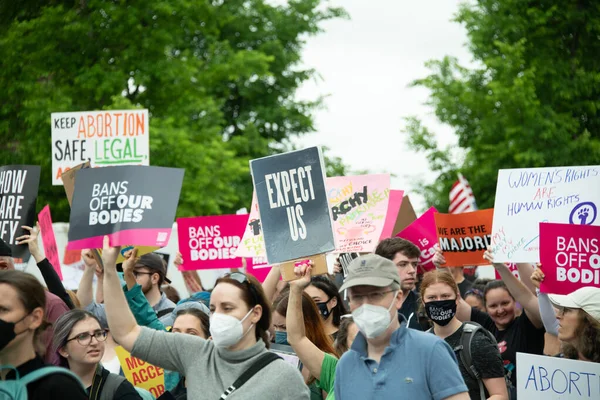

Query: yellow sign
[115,346,165,398]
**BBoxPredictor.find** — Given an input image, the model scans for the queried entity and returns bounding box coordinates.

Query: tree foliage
[0,0,348,221]
[404,0,600,211]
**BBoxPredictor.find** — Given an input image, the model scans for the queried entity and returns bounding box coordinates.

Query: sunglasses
[225,272,260,306]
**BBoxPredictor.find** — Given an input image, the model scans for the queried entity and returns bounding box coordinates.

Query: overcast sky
[289,0,474,213]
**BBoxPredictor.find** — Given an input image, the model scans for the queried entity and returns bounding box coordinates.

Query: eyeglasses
[225,272,259,306]
[66,329,108,346]
[349,290,395,305]
[132,271,155,279]
[556,307,576,317]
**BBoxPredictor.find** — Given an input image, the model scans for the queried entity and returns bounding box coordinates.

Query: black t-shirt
[398,290,424,331]
[471,308,545,387]
[457,279,473,299]
[444,323,506,399]
[5,356,88,400]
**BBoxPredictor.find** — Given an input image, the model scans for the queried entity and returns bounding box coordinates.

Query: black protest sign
[0,165,41,262]
[338,252,360,277]
[67,166,184,250]
[250,147,335,264]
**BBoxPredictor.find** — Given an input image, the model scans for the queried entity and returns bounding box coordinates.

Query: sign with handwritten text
[177,214,249,270]
[326,174,390,253]
[38,205,63,280]
[236,191,268,263]
[491,166,600,262]
[539,222,600,295]
[396,207,438,272]
[517,352,600,399]
[435,209,494,267]
[116,346,165,398]
[51,110,150,185]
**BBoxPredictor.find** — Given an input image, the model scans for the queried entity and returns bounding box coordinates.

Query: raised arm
[484,249,543,329]
[17,224,74,309]
[77,250,97,307]
[287,263,327,379]
[516,262,537,295]
[262,264,282,303]
[101,237,141,351]
[530,267,559,336]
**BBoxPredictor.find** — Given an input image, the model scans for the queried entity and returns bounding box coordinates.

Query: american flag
[449,173,478,214]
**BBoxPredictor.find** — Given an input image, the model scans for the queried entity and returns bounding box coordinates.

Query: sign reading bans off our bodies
[434,209,494,267]
[177,214,249,270]
[67,166,184,250]
[251,147,335,264]
[51,110,150,185]
[0,165,41,263]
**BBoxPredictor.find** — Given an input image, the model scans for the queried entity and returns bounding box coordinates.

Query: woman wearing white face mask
[99,240,309,400]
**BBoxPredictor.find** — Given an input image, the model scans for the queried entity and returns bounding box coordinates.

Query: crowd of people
[1,220,599,399]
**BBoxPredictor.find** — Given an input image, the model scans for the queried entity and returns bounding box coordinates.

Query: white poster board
[517,353,600,399]
[51,110,149,185]
[491,166,600,262]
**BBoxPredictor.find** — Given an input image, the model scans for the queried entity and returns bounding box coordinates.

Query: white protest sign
[491,166,600,262]
[517,353,600,399]
[51,110,149,185]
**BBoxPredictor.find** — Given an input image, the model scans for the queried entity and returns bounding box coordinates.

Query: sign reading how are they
[51,110,149,185]
[67,166,183,250]
[250,147,335,264]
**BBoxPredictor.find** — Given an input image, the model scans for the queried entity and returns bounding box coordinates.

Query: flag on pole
[449,173,478,214]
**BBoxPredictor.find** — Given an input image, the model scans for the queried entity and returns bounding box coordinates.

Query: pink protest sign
[236,192,266,258]
[327,174,391,253]
[38,205,63,280]
[495,263,519,280]
[539,222,600,295]
[246,257,271,283]
[177,214,249,271]
[396,207,438,272]
[380,190,404,240]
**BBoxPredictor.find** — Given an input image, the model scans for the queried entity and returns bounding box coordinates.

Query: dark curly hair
[562,310,600,362]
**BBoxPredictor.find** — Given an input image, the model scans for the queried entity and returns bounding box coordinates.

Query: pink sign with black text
[396,207,438,272]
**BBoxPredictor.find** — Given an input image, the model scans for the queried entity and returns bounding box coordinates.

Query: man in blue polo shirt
[334,254,468,400]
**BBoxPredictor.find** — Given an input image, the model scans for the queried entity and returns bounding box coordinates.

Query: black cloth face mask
[425,300,457,327]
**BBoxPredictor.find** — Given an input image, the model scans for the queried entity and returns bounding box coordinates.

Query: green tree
[0,0,348,221]
[404,0,600,211]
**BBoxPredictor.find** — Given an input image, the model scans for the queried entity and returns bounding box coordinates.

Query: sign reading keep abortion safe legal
[51,110,149,185]
[491,166,600,263]
[67,166,183,250]
[250,147,335,264]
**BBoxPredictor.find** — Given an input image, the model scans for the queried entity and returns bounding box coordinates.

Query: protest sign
[539,222,600,295]
[434,209,494,267]
[177,214,248,271]
[250,147,334,264]
[246,260,271,283]
[0,165,41,263]
[38,205,62,280]
[338,252,360,277]
[491,166,600,263]
[393,195,417,236]
[495,263,519,280]
[380,190,404,240]
[51,110,150,185]
[396,207,438,272]
[61,160,91,205]
[517,352,600,399]
[326,174,390,253]
[67,166,183,250]
[235,192,267,262]
[116,346,165,398]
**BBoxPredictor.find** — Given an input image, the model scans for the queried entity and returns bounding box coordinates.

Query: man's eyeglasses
[226,272,260,306]
[349,290,395,305]
[132,271,155,279]
[65,329,108,346]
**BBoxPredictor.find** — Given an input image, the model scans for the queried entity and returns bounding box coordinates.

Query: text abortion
[89,182,153,225]
[265,166,316,241]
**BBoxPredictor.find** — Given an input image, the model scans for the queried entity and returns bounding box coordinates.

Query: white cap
[548,287,600,322]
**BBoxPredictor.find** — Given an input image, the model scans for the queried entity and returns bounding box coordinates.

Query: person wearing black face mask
[304,276,347,341]
[421,270,508,400]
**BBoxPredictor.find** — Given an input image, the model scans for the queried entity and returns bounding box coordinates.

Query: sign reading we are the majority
[67,166,183,250]
[326,174,391,253]
[0,165,41,262]
[492,166,600,263]
[434,209,494,267]
[539,222,600,295]
[250,147,335,264]
[177,214,249,270]
[51,110,150,185]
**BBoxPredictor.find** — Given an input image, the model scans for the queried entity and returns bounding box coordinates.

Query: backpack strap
[19,366,85,389]
[457,322,488,400]
[219,352,281,400]
[157,308,175,319]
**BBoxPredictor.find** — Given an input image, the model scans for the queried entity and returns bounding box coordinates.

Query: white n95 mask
[351,292,397,339]
[209,309,254,348]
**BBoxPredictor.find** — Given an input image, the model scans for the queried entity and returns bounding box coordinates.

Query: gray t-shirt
[131,327,310,399]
